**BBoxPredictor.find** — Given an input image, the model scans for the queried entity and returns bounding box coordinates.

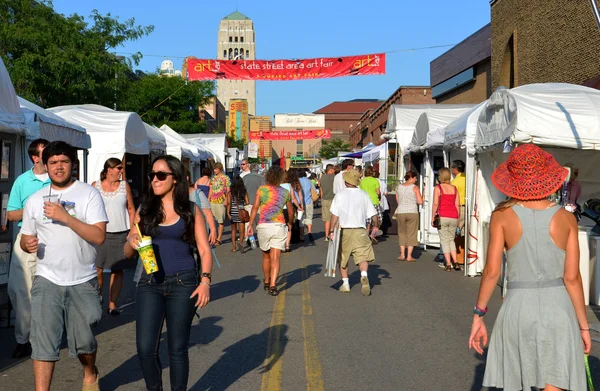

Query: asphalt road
[1,207,599,390]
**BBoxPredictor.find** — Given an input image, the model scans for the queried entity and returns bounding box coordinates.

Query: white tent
[143,123,167,156]
[472,83,600,291]
[0,59,25,135]
[443,102,487,154]
[408,107,475,153]
[48,104,149,183]
[158,124,201,162]
[181,133,227,166]
[19,97,90,149]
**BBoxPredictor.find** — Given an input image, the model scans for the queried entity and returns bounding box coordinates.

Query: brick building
[430,24,492,104]
[491,0,600,90]
[249,116,272,161]
[313,99,382,142]
[349,86,435,148]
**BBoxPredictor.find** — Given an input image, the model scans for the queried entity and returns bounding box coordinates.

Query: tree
[226,135,246,150]
[319,138,351,159]
[0,0,154,107]
[119,74,214,134]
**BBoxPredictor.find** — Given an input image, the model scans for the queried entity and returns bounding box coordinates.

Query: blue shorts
[30,276,102,361]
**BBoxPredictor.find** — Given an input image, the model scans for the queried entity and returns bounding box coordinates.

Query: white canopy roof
[0,58,25,134]
[407,107,475,153]
[362,143,386,163]
[475,83,600,151]
[49,104,149,183]
[158,125,201,162]
[19,97,91,149]
[181,133,227,164]
[442,101,487,154]
[143,123,167,154]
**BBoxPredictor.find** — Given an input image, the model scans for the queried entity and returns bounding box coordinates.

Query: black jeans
[136,269,197,391]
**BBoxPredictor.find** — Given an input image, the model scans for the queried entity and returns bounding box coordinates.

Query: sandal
[454,263,462,271]
[263,280,269,291]
[444,264,452,272]
[406,258,416,262]
[268,286,279,296]
[285,245,290,253]
[397,256,405,261]
[214,239,222,247]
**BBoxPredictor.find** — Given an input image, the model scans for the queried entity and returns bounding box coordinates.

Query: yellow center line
[301,262,325,391]
[261,258,287,391]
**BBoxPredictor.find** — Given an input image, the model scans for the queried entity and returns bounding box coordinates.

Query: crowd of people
[3,139,592,391]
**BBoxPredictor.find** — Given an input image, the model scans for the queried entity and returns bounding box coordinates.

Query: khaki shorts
[303,202,314,226]
[256,223,287,251]
[211,203,226,224]
[321,199,333,222]
[339,228,375,268]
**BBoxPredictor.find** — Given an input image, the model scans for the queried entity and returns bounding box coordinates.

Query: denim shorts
[30,276,102,361]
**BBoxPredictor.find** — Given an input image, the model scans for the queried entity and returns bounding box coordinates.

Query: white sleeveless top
[95,180,130,232]
[396,184,418,214]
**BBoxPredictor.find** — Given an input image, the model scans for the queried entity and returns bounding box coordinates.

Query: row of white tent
[0,58,226,185]
[381,83,600,294]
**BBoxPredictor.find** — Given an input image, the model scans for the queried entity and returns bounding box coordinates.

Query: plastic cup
[297,210,304,222]
[43,195,59,205]
[137,236,159,274]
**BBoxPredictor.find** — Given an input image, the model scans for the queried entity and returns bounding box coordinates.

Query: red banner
[250,129,331,141]
[187,54,385,81]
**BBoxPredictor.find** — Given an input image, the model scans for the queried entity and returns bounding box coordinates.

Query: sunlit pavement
[1,209,598,390]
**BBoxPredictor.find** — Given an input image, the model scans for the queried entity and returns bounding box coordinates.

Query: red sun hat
[491,144,568,200]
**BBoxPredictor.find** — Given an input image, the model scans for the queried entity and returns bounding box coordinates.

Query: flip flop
[406,258,416,262]
[397,256,405,261]
[214,240,222,246]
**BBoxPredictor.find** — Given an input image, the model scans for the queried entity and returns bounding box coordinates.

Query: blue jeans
[136,269,197,391]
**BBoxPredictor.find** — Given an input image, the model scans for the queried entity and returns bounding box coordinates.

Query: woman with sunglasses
[124,156,212,391]
[92,158,135,315]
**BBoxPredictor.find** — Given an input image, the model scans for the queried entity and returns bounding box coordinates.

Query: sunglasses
[147,171,174,181]
[113,166,124,170]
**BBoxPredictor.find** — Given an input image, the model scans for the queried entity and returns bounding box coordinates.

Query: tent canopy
[341,143,375,158]
[143,123,167,154]
[407,107,475,153]
[19,97,91,149]
[442,101,487,154]
[0,58,25,134]
[362,143,386,163]
[159,125,201,162]
[475,83,600,151]
[181,133,226,164]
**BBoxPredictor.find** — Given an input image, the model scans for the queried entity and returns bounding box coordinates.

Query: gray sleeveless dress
[483,205,586,391]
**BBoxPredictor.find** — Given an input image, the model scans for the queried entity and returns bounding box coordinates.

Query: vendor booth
[472,83,600,304]
[49,104,149,203]
[143,123,167,160]
[158,125,202,180]
[181,133,227,168]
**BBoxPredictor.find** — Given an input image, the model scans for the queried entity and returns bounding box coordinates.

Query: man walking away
[451,160,466,268]
[333,159,355,195]
[320,164,335,242]
[20,141,108,391]
[328,169,377,296]
[299,170,316,245]
[243,163,264,247]
[7,139,50,358]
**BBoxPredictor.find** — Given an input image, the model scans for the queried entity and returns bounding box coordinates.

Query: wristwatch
[473,305,488,317]
[200,272,212,282]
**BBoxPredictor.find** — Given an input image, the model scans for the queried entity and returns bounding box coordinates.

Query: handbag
[310,186,319,202]
[238,207,250,223]
[432,185,441,229]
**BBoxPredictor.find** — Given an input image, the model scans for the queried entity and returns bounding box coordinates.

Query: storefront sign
[188,53,386,81]
[274,114,325,128]
[249,129,331,141]
[247,142,259,158]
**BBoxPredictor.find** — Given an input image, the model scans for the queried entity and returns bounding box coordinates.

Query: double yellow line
[261,258,325,391]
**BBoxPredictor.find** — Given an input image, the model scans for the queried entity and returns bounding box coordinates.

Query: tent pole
[590,0,600,31]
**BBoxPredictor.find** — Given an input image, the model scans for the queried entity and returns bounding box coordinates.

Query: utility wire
[139,83,186,118]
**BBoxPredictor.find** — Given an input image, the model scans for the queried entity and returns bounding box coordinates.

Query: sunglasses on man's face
[147,171,174,181]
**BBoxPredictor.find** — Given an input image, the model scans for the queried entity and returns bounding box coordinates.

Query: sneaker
[12,342,31,359]
[360,276,370,296]
[338,283,351,293]
[438,262,446,268]
[324,237,329,242]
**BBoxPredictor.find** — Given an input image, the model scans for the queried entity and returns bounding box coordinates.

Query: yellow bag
[310,186,319,202]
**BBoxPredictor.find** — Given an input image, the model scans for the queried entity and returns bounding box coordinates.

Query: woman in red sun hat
[468,144,590,391]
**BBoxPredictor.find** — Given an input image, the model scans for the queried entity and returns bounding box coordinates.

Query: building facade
[217,11,257,115]
[430,24,491,104]
[159,60,182,77]
[227,99,249,141]
[249,116,272,161]
[313,100,383,142]
[491,0,600,90]
[199,97,226,133]
[349,87,435,148]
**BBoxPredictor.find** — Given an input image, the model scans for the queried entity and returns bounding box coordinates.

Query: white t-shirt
[21,181,108,286]
[330,188,377,229]
[240,170,250,178]
[333,171,346,195]
[34,173,49,182]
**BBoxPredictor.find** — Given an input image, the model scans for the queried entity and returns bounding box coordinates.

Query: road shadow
[190,324,289,391]
[210,275,260,302]
[470,350,488,391]
[99,316,224,391]
[329,264,391,292]
[279,264,322,292]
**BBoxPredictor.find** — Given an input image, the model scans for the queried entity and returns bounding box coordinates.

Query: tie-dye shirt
[209,174,231,204]
[258,185,291,224]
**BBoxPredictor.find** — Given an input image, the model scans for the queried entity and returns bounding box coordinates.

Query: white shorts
[256,223,287,252]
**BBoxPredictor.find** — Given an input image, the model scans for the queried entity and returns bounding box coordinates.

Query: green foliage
[226,136,246,150]
[119,74,214,133]
[0,0,153,107]
[319,138,351,159]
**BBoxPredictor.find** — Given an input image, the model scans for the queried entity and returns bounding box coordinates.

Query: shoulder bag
[432,185,441,229]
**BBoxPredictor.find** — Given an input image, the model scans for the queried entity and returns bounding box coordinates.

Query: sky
[51,0,491,118]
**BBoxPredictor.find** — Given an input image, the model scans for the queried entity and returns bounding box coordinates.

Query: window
[228,48,233,59]
[235,37,238,42]
[234,48,239,58]
[223,50,227,59]
[229,36,232,42]
[241,37,244,43]
[296,140,303,157]
[234,89,238,95]
[246,50,249,58]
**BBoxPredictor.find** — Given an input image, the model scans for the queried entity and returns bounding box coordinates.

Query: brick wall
[491,0,600,89]
[435,60,491,104]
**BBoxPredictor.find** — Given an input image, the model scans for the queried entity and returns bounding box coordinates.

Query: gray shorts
[30,276,102,361]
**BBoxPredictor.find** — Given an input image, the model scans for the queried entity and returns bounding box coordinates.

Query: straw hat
[491,144,568,200]
[342,169,361,187]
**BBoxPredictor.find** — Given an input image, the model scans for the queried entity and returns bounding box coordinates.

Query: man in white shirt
[6,138,49,359]
[239,159,250,178]
[333,158,355,195]
[328,169,378,296]
[20,141,108,391]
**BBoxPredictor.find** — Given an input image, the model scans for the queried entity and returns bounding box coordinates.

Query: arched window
[223,50,227,59]
[228,48,233,60]
[234,48,239,58]
[246,50,249,58]
[240,50,244,60]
